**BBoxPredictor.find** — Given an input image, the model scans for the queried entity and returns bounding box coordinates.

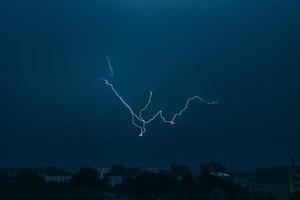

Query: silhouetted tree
[70,167,102,188]
[14,171,45,187]
[118,172,176,198]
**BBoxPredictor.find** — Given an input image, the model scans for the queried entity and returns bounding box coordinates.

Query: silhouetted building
[232,165,300,200]
[38,167,73,183]
[44,175,71,183]
[109,176,123,187]
[0,168,18,178]
[95,167,109,180]
[140,167,160,174]
[290,166,300,194]
[248,171,274,197]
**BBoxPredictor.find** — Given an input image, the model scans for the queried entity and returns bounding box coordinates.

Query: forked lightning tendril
[106,56,114,77]
[101,56,218,136]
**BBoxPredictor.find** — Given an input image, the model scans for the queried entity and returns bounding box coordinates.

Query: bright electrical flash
[102,56,218,136]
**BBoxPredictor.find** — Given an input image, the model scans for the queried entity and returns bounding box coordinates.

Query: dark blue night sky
[0,0,300,171]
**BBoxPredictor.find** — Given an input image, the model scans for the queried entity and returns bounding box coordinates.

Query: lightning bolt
[106,56,114,77]
[101,57,218,136]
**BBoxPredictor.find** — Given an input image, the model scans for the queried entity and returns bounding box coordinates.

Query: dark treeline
[114,172,250,200]
[0,164,299,200]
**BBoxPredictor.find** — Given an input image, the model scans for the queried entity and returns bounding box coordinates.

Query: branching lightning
[106,56,114,77]
[101,56,218,136]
